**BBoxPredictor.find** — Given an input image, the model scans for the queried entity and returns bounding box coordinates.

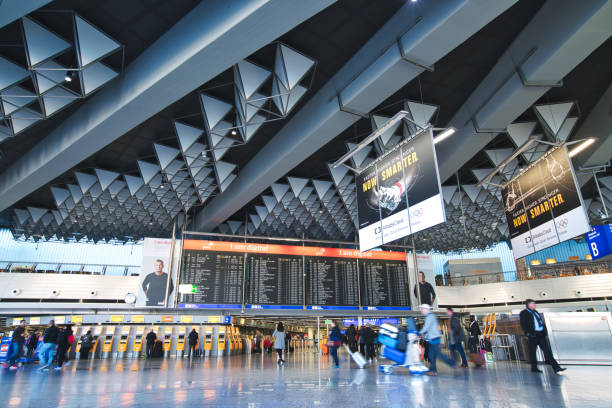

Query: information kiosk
[216,326,226,357]
[162,326,173,358]
[74,325,91,359]
[101,326,116,359]
[116,326,131,359]
[175,326,187,357]
[203,326,213,357]
[131,326,145,358]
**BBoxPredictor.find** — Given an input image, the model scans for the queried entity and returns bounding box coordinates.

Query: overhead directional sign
[502,146,590,259]
[356,127,445,252]
[586,224,612,260]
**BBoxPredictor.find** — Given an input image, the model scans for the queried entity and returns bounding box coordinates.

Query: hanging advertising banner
[502,146,590,259]
[137,238,175,307]
[356,127,445,252]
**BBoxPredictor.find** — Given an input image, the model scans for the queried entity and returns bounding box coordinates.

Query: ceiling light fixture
[433,127,456,144]
[231,129,237,136]
[64,73,72,82]
[568,138,596,158]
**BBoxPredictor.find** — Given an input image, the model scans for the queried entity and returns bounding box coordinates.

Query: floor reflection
[0,351,611,408]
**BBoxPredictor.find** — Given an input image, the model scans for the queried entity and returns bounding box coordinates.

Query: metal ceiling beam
[194,0,517,231]
[0,0,52,28]
[436,0,612,183]
[0,0,335,212]
[574,83,612,186]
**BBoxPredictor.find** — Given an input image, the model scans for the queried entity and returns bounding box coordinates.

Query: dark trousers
[428,342,455,373]
[276,348,283,361]
[449,342,468,365]
[79,347,90,360]
[528,333,560,370]
[330,346,339,366]
[467,337,478,354]
[56,345,68,367]
[359,343,365,356]
[146,342,154,357]
[188,344,196,358]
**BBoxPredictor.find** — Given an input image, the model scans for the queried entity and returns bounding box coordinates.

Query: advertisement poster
[356,128,445,251]
[502,146,590,259]
[138,238,176,307]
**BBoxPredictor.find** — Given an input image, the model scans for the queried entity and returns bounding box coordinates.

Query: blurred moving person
[188,328,199,358]
[79,330,93,360]
[445,308,468,368]
[55,325,74,370]
[328,320,341,368]
[39,320,59,371]
[26,331,38,359]
[419,304,456,376]
[2,319,26,370]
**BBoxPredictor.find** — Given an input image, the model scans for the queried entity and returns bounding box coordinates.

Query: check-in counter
[90,326,104,358]
[101,326,116,359]
[203,326,213,357]
[115,326,131,359]
[131,326,145,358]
[162,326,173,358]
[70,326,85,359]
[175,326,186,357]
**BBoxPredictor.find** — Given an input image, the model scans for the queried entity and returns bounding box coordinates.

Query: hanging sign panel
[356,128,446,251]
[502,146,590,259]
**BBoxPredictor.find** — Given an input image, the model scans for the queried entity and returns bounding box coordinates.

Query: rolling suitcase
[152,340,164,358]
[343,344,367,368]
[470,352,485,367]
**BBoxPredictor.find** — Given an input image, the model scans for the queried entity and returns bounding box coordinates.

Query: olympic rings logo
[410,208,424,217]
[556,218,569,228]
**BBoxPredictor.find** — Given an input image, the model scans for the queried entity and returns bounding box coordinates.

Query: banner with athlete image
[356,128,445,251]
[502,146,590,259]
[137,238,177,307]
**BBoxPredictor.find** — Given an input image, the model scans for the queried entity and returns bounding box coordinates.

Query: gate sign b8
[586,224,612,260]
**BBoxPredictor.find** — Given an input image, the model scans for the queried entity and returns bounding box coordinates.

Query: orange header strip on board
[183,239,406,261]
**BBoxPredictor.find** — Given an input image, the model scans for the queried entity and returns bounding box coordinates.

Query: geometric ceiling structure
[2,0,611,252]
[0,12,123,138]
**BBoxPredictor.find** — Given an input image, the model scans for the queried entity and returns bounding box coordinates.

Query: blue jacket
[329,326,341,342]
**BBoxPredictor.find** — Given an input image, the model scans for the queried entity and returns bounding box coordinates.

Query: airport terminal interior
[0,0,611,407]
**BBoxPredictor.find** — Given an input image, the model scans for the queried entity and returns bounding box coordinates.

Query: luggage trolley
[377,320,428,375]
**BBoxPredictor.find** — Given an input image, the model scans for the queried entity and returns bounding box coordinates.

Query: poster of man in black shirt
[141,259,174,306]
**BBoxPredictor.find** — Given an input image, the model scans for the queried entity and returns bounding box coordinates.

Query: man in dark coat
[445,308,468,367]
[519,299,565,373]
[146,329,157,358]
[187,328,199,358]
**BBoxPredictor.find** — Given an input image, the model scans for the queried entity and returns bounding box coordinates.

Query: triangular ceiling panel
[534,102,573,136]
[22,17,71,67]
[406,101,438,128]
[277,43,314,90]
[81,61,118,95]
[313,180,332,201]
[74,15,121,67]
[214,161,236,185]
[137,161,160,185]
[154,144,180,171]
[507,121,536,147]
[200,93,232,130]
[94,168,120,191]
[27,206,48,223]
[50,187,70,207]
[9,108,42,135]
[0,56,29,91]
[42,86,79,116]
[174,121,203,153]
[124,174,144,196]
[1,86,36,115]
[235,60,270,99]
[33,60,68,94]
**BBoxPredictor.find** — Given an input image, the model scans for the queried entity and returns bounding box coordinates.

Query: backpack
[80,334,91,347]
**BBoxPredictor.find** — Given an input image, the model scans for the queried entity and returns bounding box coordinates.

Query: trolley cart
[378,331,429,375]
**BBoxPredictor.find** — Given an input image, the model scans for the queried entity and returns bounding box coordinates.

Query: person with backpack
[39,320,59,371]
[79,330,93,360]
[55,325,74,370]
[445,308,468,368]
[146,329,157,358]
[272,322,286,364]
[188,328,199,358]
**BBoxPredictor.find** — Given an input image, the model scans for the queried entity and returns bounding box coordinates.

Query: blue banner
[586,224,612,260]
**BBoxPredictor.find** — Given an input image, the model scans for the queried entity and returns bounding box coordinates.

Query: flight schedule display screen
[247,254,303,305]
[305,257,359,307]
[181,250,244,306]
[179,240,408,309]
[359,260,410,307]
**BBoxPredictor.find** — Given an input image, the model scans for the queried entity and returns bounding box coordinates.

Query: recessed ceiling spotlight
[231,129,237,136]
[64,74,72,82]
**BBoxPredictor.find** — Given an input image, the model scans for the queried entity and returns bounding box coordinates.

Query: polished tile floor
[1,350,611,408]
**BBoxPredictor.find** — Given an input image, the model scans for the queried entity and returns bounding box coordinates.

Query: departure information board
[181,250,244,306]
[360,260,410,307]
[305,257,359,306]
[247,254,303,305]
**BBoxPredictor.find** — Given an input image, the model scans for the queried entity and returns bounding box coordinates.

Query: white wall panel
[437,274,612,306]
[0,273,139,300]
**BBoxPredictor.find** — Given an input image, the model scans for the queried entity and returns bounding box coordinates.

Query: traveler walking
[255,330,262,353]
[328,320,341,368]
[419,304,456,376]
[346,324,357,352]
[519,299,566,374]
[358,325,365,356]
[285,331,291,352]
[188,328,199,358]
[2,319,26,370]
[264,336,272,353]
[358,324,375,360]
[467,316,481,354]
[445,308,468,368]
[39,320,59,371]
[272,322,286,364]
[26,331,38,359]
[146,329,157,358]
[414,271,436,306]
[55,325,74,370]
[79,330,93,360]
